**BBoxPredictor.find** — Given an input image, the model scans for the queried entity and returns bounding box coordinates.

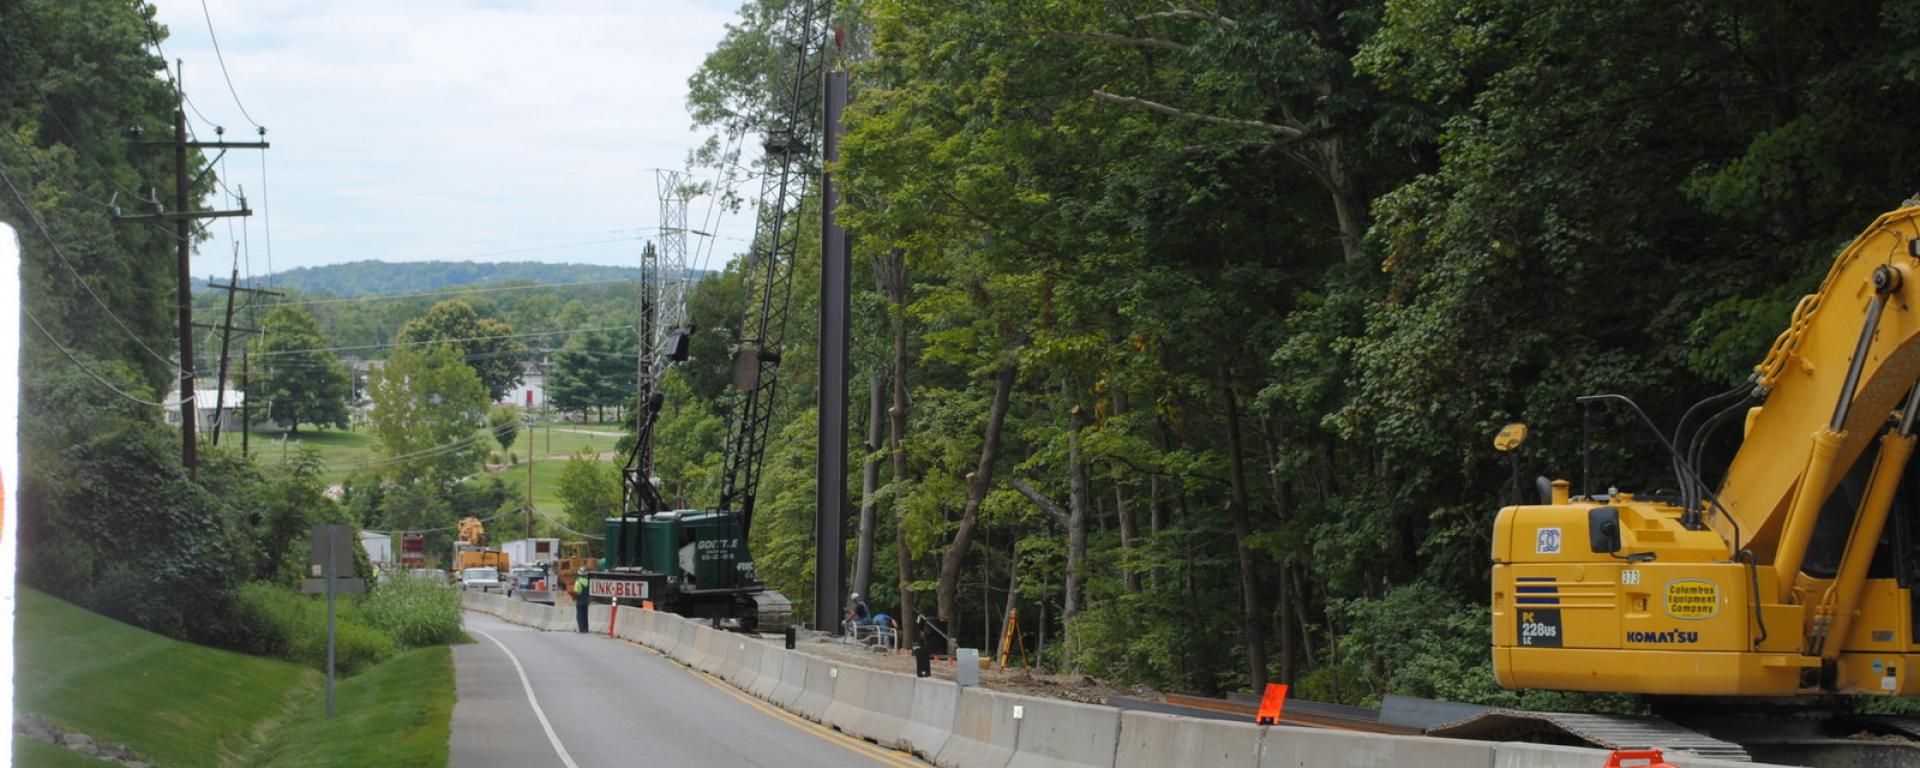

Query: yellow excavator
[1487,204,1920,759]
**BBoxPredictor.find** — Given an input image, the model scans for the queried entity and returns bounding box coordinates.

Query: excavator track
[1429,710,1753,761]
[743,589,792,634]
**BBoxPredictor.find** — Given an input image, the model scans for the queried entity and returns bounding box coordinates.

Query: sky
[148,0,758,282]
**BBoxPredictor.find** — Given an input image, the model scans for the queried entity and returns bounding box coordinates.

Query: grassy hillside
[13,589,453,768]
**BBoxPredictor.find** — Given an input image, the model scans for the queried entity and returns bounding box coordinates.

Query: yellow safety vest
[573,574,588,596]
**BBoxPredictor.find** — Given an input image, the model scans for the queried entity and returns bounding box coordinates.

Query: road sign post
[303,524,365,717]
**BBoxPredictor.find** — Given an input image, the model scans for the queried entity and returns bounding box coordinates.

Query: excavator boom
[1492,204,1920,699]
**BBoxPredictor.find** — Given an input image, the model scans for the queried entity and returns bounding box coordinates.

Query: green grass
[15,589,321,767]
[13,589,456,768]
[244,647,454,768]
[242,422,624,490]
[14,739,119,767]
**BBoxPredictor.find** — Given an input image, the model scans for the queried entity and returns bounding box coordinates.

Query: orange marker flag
[1254,683,1288,725]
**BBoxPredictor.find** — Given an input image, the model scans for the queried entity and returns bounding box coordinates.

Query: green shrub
[359,576,463,647]
[238,583,393,675]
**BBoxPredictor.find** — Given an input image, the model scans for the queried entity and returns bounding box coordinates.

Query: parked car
[507,566,553,604]
[407,568,449,585]
[459,567,503,593]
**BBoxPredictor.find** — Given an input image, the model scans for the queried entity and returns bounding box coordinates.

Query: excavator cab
[1494,204,1920,698]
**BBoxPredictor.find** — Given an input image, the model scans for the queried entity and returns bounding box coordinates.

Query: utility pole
[242,351,251,457]
[203,269,282,445]
[814,41,851,634]
[118,62,267,477]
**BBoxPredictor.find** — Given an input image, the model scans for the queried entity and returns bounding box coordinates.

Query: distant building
[161,388,249,432]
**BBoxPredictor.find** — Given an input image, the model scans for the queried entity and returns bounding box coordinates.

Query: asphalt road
[452,611,919,768]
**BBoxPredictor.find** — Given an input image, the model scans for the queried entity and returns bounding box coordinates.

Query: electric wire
[23,306,190,408]
[196,0,262,128]
[0,162,186,371]
[274,277,639,307]
[249,325,632,358]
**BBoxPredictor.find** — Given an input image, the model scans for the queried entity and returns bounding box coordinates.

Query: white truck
[500,538,560,603]
[500,538,560,569]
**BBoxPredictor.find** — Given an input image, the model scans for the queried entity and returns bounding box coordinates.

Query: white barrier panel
[1006,696,1122,768]
[749,643,787,700]
[671,621,700,665]
[1259,727,1493,768]
[822,663,872,735]
[935,687,1020,768]
[771,648,810,709]
[902,678,961,761]
[695,626,728,675]
[731,640,764,690]
[855,669,917,749]
[793,655,839,722]
[1114,711,1260,768]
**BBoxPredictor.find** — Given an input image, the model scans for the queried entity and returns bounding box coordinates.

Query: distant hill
[199,260,643,297]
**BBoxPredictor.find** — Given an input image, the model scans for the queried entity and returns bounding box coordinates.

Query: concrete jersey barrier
[901,678,961,760]
[467,598,1797,768]
[1260,727,1493,768]
[793,655,839,722]
[1114,711,1260,768]
[1006,696,1122,768]
[821,662,872,734]
[936,687,1021,768]
[749,643,786,700]
[854,669,917,749]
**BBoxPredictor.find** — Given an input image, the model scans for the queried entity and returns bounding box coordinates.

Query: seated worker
[848,592,872,626]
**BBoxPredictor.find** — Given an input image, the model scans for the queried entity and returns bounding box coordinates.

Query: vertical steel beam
[815,66,850,633]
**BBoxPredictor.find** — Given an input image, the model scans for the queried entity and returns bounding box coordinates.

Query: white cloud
[151,0,756,279]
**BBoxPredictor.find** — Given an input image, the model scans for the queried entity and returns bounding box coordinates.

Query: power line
[196,0,261,128]
[274,277,639,307]
[251,324,632,358]
[23,307,190,408]
[0,163,185,371]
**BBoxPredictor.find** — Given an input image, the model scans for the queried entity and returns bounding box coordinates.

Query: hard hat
[850,592,861,599]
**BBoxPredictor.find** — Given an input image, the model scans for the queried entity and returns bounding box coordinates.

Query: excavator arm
[1492,203,1920,698]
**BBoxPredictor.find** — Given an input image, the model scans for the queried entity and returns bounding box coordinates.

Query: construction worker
[573,570,591,633]
[849,592,872,626]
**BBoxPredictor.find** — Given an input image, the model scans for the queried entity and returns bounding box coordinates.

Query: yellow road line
[625,640,925,768]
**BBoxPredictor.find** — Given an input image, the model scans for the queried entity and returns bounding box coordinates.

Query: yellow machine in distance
[1493,203,1920,697]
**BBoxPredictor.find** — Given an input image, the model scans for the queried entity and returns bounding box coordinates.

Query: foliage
[366,344,491,485]
[556,447,621,536]
[357,576,465,648]
[236,259,639,298]
[548,327,637,418]
[236,582,395,675]
[249,305,353,433]
[394,298,528,400]
[490,405,522,454]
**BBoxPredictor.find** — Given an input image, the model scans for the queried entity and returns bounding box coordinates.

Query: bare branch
[1031,30,1191,52]
[1010,478,1072,527]
[1090,89,1304,139]
[1134,9,1238,27]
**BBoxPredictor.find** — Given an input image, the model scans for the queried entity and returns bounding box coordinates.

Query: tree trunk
[1219,365,1268,692]
[880,249,915,646]
[1064,388,1090,623]
[1000,546,1020,661]
[1261,417,1295,683]
[853,373,884,598]
[1111,390,1140,594]
[937,355,1018,641]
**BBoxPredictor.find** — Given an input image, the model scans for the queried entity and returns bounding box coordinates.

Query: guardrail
[462,595,1782,768]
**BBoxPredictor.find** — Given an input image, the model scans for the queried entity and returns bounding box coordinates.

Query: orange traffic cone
[1604,749,1680,768]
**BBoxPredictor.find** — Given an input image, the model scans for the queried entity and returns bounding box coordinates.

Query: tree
[547,328,636,421]
[249,305,352,434]
[490,405,521,455]
[556,448,620,537]
[367,345,491,485]
[394,299,528,401]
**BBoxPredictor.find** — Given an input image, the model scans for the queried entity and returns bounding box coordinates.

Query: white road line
[470,626,580,768]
